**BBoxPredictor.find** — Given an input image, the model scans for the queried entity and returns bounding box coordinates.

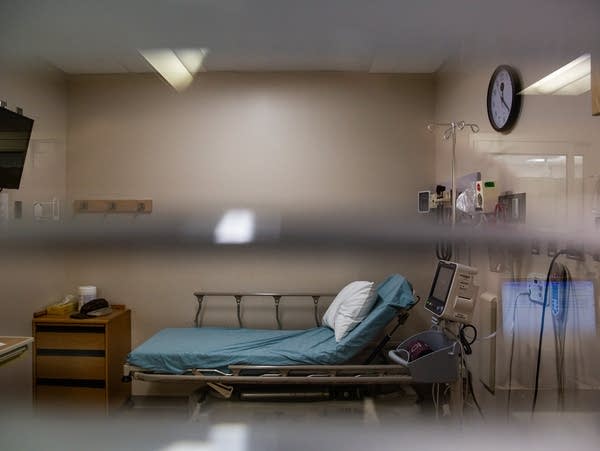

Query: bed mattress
[127,274,414,374]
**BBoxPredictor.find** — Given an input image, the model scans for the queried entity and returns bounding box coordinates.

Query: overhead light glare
[520,54,591,96]
[140,49,193,91]
[175,48,209,74]
[214,209,255,244]
[161,441,211,451]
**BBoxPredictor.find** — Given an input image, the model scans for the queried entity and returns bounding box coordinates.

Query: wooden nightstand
[32,306,131,414]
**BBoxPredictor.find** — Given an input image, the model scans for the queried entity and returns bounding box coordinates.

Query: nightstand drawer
[35,325,105,350]
[36,355,105,379]
[36,385,105,409]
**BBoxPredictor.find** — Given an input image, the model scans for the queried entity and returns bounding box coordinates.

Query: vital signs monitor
[425,260,479,323]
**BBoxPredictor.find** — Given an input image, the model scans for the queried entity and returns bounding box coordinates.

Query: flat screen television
[0,107,34,189]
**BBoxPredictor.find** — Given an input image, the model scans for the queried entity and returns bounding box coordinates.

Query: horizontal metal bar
[240,391,329,400]
[193,292,336,298]
[228,364,406,371]
[193,368,233,376]
[132,372,413,385]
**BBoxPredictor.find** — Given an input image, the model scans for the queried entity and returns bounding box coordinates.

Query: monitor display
[0,107,34,189]
[425,261,457,317]
[432,264,454,303]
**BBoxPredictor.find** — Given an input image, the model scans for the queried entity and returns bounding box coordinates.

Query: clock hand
[500,83,510,110]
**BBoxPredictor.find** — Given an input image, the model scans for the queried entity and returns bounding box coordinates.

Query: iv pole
[426,121,480,228]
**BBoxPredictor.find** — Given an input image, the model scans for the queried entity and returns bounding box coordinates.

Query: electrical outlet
[527,273,546,303]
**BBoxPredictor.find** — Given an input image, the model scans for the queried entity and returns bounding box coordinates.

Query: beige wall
[0,64,68,334]
[434,50,600,394]
[0,64,68,407]
[66,73,435,216]
[64,73,437,395]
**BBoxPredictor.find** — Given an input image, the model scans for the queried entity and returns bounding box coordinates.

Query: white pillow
[322,281,377,342]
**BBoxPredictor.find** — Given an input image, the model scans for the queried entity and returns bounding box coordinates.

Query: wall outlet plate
[527,273,547,303]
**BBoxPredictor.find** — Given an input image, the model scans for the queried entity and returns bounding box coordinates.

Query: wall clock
[487,65,522,132]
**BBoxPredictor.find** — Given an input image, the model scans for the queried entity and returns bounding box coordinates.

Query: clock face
[487,65,521,132]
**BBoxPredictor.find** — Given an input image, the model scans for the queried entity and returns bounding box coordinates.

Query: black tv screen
[0,107,34,189]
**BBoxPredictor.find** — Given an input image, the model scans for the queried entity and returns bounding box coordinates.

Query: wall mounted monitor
[0,107,34,189]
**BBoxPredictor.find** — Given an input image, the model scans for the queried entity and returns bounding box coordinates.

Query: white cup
[78,286,97,310]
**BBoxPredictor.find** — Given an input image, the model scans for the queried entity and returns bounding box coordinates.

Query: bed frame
[123,291,420,389]
[121,290,472,421]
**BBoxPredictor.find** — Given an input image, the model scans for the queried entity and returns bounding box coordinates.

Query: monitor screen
[425,261,457,316]
[0,107,34,189]
[432,264,454,303]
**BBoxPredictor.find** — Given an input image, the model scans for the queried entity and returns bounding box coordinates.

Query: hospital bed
[123,275,420,388]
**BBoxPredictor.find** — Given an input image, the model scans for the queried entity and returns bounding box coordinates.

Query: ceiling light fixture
[175,48,209,74]
[520,54,591,96]
[139,49,193,91]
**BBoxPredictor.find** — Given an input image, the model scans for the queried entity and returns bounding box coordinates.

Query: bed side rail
[192,291,337,328]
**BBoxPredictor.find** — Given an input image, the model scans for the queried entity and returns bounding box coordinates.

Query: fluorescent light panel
[140,49,193,91]
[520,54,591,96]
[175,48,209,74]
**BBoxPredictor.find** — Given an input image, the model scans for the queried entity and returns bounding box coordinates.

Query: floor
[122,385,427,426]
[2,387,599,451]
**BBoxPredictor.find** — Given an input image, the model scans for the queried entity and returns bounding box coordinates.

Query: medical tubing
[507,292,530,418]
[451,124,456,228]
[467,369,484,419]
[458,324,477,355]
[531,250,568,415]
[458,324,484,419]
[435,204,452,261]
[444,323,483,419]
[551,265,570,410]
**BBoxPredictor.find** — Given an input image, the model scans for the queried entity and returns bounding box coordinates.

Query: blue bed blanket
[127,274,414,374]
